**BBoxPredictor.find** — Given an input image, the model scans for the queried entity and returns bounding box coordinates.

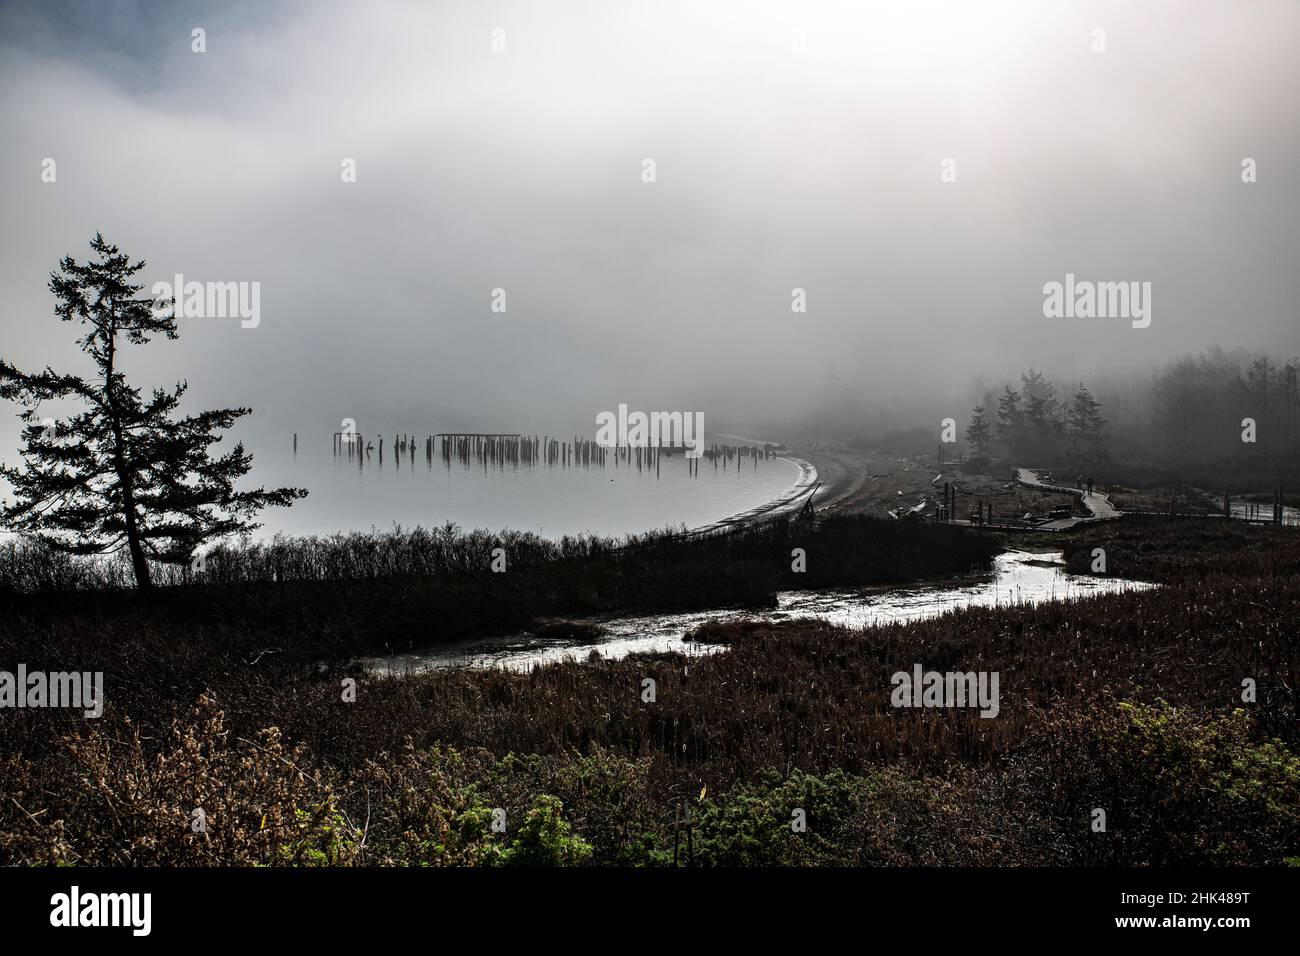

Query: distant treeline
[969,369,1107,472]
[869,347,1300,489]
[1106,348,1300,487]
[875,368,1108,474]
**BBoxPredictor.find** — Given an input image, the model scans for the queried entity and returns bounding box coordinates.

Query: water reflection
[365,550,1156,674]
[250,445,809,540]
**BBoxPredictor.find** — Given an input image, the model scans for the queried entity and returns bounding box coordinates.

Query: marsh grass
[0,515,1000,654]
[1,518,1296,865]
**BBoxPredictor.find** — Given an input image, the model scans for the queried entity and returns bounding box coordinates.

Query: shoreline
[688,452,818,534]
[692,442,938,534]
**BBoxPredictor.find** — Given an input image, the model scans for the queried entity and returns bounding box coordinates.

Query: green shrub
[676,768,955,866]
[1013,699,1300,865]
[354,744,500,866]
[481,795,592,866]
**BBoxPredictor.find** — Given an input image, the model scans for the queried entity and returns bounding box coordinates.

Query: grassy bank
[1,517,1296,866]
[0,515,998,660]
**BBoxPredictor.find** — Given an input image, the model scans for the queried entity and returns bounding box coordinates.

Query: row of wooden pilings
[330,431,774,475]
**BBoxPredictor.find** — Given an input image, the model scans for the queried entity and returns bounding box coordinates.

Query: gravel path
[1015,468,1121,526]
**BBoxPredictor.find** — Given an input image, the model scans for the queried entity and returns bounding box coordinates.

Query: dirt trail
[792,448,1116,529]
[798,447,952,516]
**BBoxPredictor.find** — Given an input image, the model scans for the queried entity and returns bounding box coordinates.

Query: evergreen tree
[995,386,1024,456]
[965,405,991,458]
[1066,383,1108,469]
[0,234,305,589]
[1020,368,1063,462]
[1020,368,1057,412]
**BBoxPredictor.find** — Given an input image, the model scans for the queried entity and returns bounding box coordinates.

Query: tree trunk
[103,308,152,590]
[118,471,152,590]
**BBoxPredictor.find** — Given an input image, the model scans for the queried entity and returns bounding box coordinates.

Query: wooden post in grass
[673,804,681,867]
[685,803,694,866]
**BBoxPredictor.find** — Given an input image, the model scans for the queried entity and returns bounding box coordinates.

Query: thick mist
[2,0,1299,468]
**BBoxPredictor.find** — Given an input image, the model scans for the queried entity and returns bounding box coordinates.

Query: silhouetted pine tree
[0,234,305,589]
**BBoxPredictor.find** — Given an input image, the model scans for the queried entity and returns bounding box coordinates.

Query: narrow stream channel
[364,550,1156,674]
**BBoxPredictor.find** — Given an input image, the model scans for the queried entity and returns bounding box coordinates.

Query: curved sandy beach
[688,453,819,533]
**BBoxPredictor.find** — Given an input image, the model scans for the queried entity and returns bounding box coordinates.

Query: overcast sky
[2,0,1298,461]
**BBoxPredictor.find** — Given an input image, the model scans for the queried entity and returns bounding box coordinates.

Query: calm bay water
[249,445,811,540]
